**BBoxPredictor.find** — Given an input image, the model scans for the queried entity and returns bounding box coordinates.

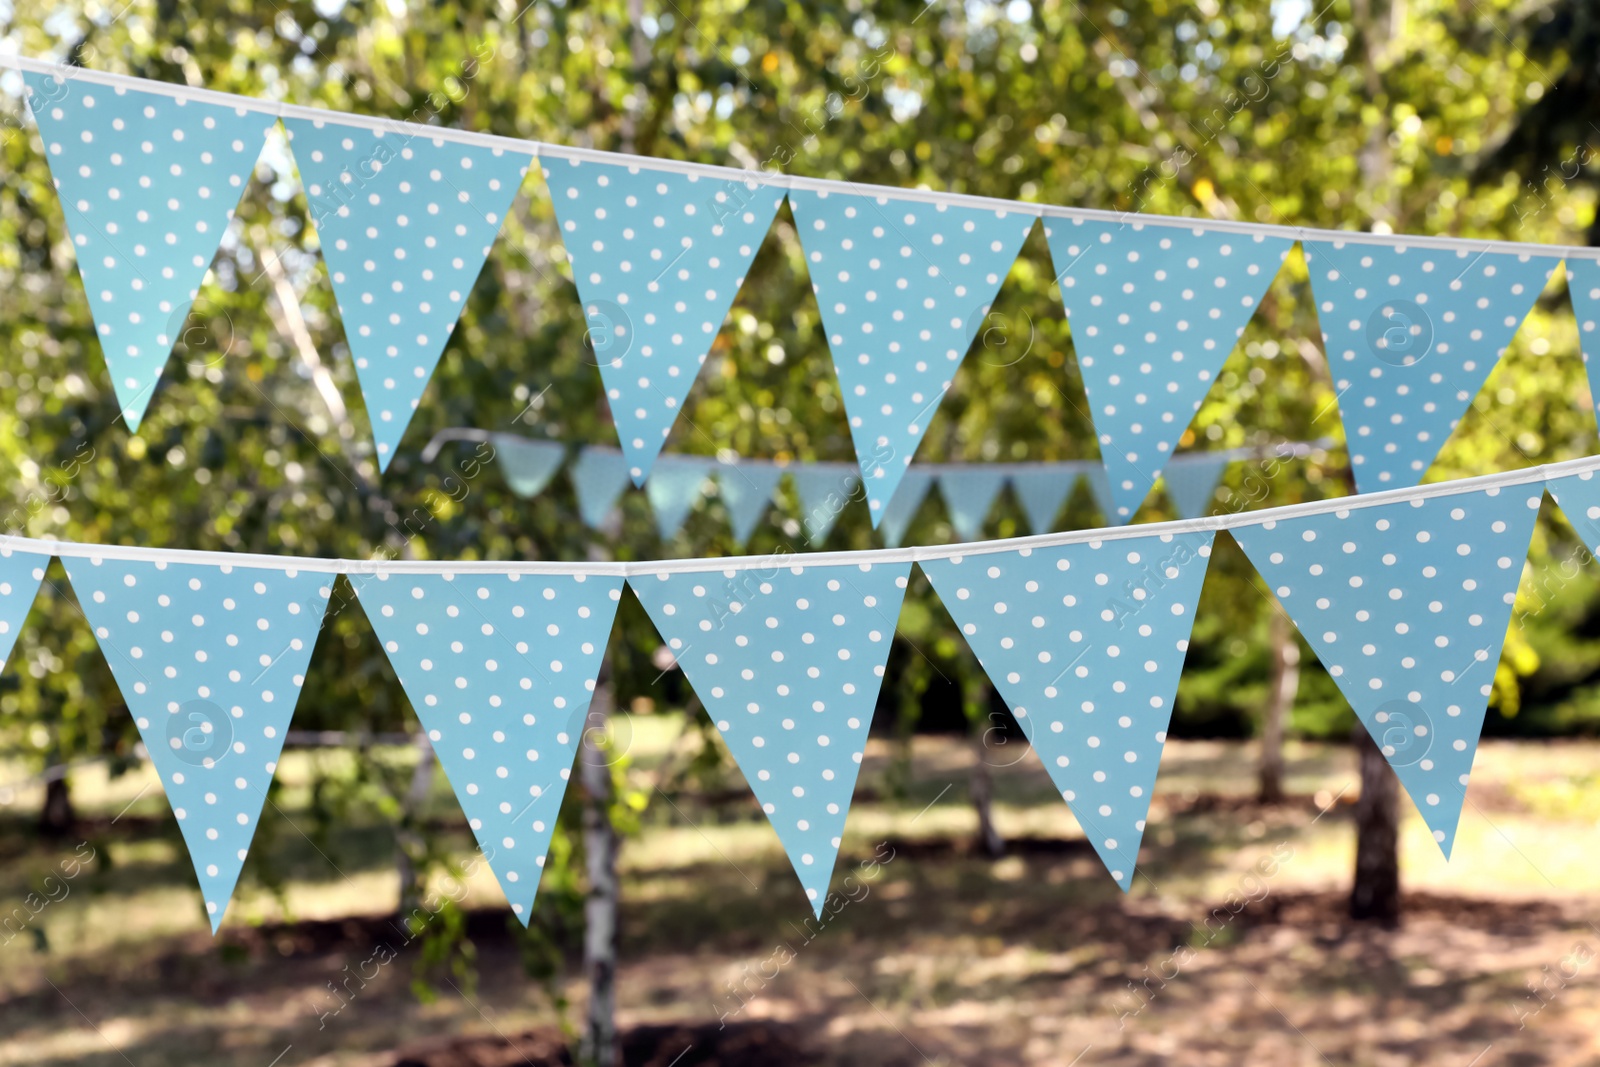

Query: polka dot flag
[1548,473,1600,579]
[64,558,333,930]
[494,436,567,498]
[1304,241,1560,495]
[717,463,784,545]
[644,457,713,541]
[788,466,861,546]
[1566,259,1600,429]
[878,467,935,548]
[24,75,276,431]
[937,468,1007,542]
[1161,452,1233,520]
[789,191,1034,524]
[571,447,632,529]
[544,159,784,484]
[1008,467,1078,535]
[632,562,911,915]
[1549,469,1600,555]
[286,121,528,470]
[1044,221,1292,523]
[922,533,1213,889]
[1230,486,1543,856]
[357,572,623,923]
[0,549,49,673]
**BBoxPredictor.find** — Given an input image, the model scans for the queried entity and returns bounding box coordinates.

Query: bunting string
[7,55,1598,260]
[424,431,1329,545]
[5,451,1593,575]
[1,453,1596,927]
[7,55,1600,524]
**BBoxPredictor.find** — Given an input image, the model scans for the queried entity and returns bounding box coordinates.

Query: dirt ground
[4,734,1600,1066]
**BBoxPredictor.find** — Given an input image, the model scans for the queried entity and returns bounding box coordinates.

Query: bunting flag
[717,463,784,544]
[286,120,528,470]
[357,572,623,922]
[1046,221,1292,522]
[1008,466,1077,535]
[632,562,911,914]
[63,558,332,930]
[922,532,1213,888]
[937,468,1007,542]
[543,158,783,483]
[1568,260,1600,430]
[570,447,632,529]
[878,467,935,548]
[1084,465,1117,523]
[1548,470,1600,542]
[24,75,275,430]
[0,549,49,670]
[494,436,567,498]
[645,458,712,540]
[1230,485,1543,855]
[1304,241,1558,494]
[789,191,1033,522]
[1162,452,1233,519]
[789,466,861,546]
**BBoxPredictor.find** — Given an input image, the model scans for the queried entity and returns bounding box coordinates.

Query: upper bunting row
[18,66,1600,527]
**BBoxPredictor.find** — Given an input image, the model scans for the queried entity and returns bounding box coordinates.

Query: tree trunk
[963,677,1004,858]
[1344,0,1404,929]
[1349,722,1402,926]
[970,731,1004,858]
[573,9,643,1061]
[578,680,620,1067]
[39,773,74,838]
[394,733,436,920]
[1258,610,1299,803]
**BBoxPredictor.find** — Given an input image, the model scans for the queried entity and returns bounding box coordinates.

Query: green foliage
[5,0,1600,1006]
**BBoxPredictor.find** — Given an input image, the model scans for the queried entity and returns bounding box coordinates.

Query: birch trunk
[1258,610,1298,803]
[577,679,619,1067]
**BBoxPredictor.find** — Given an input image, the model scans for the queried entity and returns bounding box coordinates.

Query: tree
[1257,609,1299,804]
[0,0,1593,1050]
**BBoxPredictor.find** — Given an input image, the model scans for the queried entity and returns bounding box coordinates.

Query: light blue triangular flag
[1008,467,1076,534]
[923,531,1214,888]
[878,467,935,548]
[25,74,276,431]
[64,558,333,930]
[570,447,632,529]
[1083,465,1116,523]
[1304,241,1559,494]
[1231,484,1544,856]
[789,466,861,545]
[357,571,623,923]
[789,191,1034,525]
[493,436,567,498]
[646,457,712,540]
[1162,452,1233,519]
[937,468,1006,542]
[1045,221,1292,523]
[1565,260,1600,430]
[286,121,528,470]
[0,549,50,671]
[632,561,911,915]
[544,159,783,484]
[717,463,784,545]
[1549,469,1600,544]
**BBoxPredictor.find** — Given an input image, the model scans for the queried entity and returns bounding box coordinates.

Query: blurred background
[4,0,1600,1063]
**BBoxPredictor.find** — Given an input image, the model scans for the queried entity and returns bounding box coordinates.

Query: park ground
[4,720,1600,1066]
